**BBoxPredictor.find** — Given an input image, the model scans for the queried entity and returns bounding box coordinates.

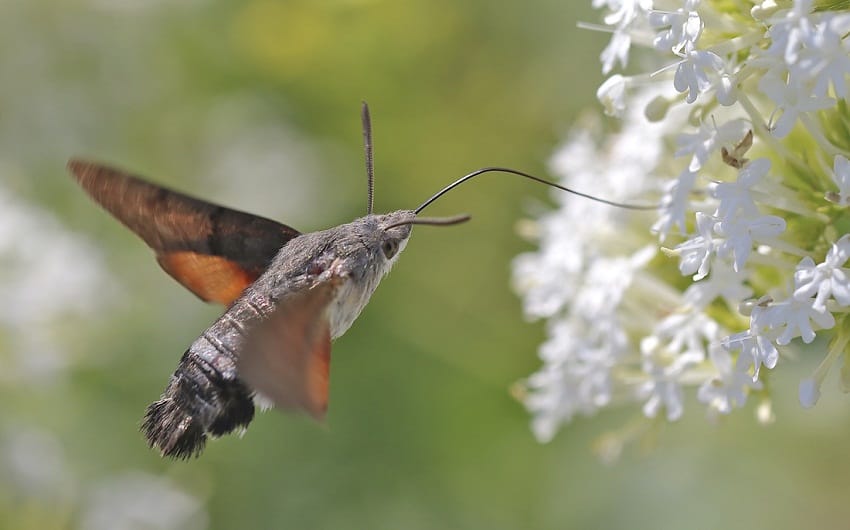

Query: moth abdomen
[142,339,255,459]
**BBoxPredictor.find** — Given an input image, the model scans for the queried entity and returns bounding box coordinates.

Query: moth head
[349,210,414,274]
[356,103,469,270]
[377,210,415,262]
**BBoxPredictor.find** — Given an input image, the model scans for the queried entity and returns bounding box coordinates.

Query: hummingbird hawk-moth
[69,103,645,459]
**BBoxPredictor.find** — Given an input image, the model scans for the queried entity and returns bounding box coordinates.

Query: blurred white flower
[2,427,208,530]
[515,0,850,448]
[0,180,115,385]
[2,426,72,500]
[697,343,761,415]
[597,74,628,117]
[197,95,336,228]
[80,472,208,530]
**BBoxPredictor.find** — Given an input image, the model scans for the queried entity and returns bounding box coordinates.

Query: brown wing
[68,159,301,305]
[237,281,338,419]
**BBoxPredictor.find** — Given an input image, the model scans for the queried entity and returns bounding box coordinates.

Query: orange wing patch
[304,325,331,418]
[67,160,300,306]
[158,252,257,305]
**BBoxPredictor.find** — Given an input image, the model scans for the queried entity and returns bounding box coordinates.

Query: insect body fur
[142,212,414,458]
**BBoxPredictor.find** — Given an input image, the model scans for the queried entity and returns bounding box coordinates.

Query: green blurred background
[1,1,849,529]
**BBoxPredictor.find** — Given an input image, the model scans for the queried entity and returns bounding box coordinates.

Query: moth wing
[68,159,300,305]
[237,280,339,419]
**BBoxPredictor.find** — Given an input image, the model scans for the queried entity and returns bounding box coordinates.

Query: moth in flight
[70,104,649,458]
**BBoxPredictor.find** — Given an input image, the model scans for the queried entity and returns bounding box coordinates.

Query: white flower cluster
[515,0,850,446]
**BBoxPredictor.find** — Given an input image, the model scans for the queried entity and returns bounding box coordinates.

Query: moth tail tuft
[142,398,206,460]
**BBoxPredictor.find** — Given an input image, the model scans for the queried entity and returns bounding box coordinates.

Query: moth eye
[382,239,398,259]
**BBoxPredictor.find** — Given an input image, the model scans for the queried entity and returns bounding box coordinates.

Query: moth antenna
[385,214,471,230]
[361,101,375,215]
[415,167,660,214]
